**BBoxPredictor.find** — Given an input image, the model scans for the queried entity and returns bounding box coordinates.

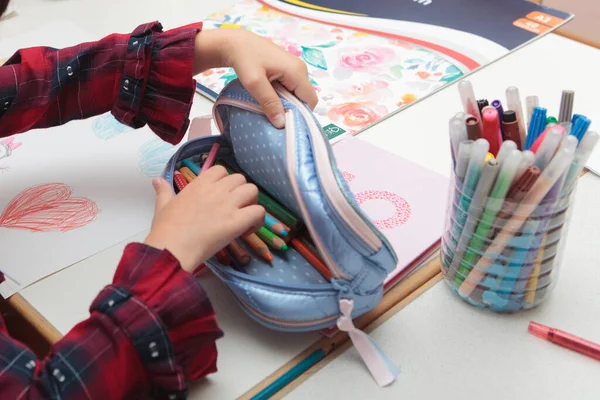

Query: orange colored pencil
[243,233,273,262]
[179,166,197,183]
[290,238,332,280]
[228,239,252,266]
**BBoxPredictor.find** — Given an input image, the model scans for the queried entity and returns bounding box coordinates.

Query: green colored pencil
[257,227,288,251]
[258,192,300,229]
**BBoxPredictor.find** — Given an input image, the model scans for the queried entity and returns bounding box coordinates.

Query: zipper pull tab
[336,299,399,387]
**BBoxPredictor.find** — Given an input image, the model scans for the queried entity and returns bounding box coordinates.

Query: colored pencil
[250,348,327,400]
[290,238,332,280]
[258,192,301,229]
[173,171,188,192]
[201,142,220,173]
[265,212,288,237]
[215,248,232,265]
[257,227,288,251]
[229,257,247,273]
[179,167,197,183]
[182,158,201,175]
[243,233,274,262]
[228,239,252,266]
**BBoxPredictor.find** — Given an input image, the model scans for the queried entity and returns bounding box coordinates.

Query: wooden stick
[7,293,62,344]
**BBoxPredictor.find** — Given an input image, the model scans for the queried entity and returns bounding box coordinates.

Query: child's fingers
[216,173,247,192]
[294,80,318,110]
[281,61,318,110]
[230,183,259,208]
[192,165,229,185]
[242,73,285,128]
[237,205,266,235]
[152,178,175,213]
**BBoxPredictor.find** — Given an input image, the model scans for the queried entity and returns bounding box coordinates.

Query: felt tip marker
[529,321,600,362]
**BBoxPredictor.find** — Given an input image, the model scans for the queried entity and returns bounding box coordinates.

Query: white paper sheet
[0,22,181,296]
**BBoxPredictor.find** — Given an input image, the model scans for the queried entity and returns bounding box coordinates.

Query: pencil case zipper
[237,297,338,330]
[276,87,388,254]
[204,254,341,330]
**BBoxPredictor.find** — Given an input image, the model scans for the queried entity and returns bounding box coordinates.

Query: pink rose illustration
[339,48,395,72]
[328,102,388,129]
[277,38,302,57]
[335,80,391,101]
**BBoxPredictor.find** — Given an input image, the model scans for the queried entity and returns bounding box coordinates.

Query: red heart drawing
[0,183,98,232]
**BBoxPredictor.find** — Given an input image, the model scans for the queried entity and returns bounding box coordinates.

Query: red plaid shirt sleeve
[0,243,223,399]
[0,21,201,144]
[0,21,223,398]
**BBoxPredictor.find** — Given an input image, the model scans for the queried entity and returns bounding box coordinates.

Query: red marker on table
[529,321,600,362]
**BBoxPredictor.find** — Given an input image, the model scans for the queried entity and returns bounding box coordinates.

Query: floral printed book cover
[196,0,572,141]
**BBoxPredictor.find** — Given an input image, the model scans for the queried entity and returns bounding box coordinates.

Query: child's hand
[144,166,265,272]
[194,29,318,128]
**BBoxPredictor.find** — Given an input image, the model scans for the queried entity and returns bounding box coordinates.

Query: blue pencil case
[162,80,399,386]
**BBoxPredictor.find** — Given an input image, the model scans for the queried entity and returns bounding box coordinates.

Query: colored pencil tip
[265,254,274,262]
[280,230,288,237]
[281,244,288,251]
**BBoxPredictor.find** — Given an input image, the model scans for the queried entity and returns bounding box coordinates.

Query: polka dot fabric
[225,108,304,218]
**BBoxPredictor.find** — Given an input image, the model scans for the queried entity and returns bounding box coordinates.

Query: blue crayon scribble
[92,113,133,140]
[138,138,177,178]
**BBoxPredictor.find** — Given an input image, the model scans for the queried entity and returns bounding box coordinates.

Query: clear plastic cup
[440,174,575,312]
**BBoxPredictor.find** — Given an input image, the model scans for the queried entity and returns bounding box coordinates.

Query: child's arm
[0,23,317,140]
[0,244,221,399]
[0,167,264,398]
[0,22,202,144]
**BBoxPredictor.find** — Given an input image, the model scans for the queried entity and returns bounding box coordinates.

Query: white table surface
[289,172,600,400]
[3,1,600,398]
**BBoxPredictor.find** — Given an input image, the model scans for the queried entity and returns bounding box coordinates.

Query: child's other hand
[194,29,318,128]
[144,166,265,272]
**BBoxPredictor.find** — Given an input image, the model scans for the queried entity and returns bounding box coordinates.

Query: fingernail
[273,114,285,128]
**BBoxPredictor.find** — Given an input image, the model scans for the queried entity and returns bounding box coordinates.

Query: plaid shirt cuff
[91,243,223,396]
[112,22,201,145]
